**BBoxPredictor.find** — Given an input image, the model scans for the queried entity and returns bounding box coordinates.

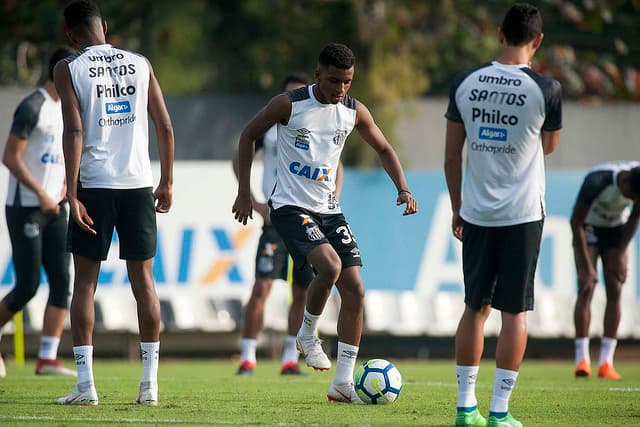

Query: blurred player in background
[233,42,417,403]
[54,0,174,405]
[0,46,77,379]
[444,3,561,426]
[572,161,640,380]
[233,73,345,376]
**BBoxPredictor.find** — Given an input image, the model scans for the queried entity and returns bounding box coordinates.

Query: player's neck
[496,48,533,67]
[43,80,59,101]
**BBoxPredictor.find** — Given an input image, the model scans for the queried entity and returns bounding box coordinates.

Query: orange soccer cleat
[574,359,592,378]
[597,362,622,380]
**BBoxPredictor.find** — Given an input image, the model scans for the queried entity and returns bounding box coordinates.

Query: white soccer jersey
[577,160,640,227]
[6,88,65,207]
[257,124,278,199]
[446,61,562,226]
[65,44,152,189]
[269,85,356,214]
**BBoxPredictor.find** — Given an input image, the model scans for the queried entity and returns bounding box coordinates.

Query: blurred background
[0,0,638,360]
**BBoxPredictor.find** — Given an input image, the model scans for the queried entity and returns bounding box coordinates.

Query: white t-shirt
[577,160,640,227]
[256,124,278,200]
[65,44,152,189]
[269,85,356,214]
[6,88,65,207]
[446,61,562,226]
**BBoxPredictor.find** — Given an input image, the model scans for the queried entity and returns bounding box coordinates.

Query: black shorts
[255,224,314,287]
[270,205,363,271]
[584,225,623,253]
[462,219,543,313]
[67,187,157,261]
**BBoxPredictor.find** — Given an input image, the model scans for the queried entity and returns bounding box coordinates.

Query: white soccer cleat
[296,334,331,371]
[35,358,77,377]
[56,386,98,406]
[135,381,158,406]
[327,382,364,404]
[0,354,6,378]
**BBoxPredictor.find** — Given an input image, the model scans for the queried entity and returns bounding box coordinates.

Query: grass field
[0,358,638,426]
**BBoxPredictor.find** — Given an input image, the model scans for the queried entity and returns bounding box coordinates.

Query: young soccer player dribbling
[233,42,417,402]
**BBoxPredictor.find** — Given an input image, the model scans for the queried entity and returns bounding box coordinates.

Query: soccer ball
[354,358,402,404]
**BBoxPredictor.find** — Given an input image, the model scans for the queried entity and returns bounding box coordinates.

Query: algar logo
[289,162,331,182]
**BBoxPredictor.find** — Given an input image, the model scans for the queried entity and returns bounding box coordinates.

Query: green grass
[0,359,639,426]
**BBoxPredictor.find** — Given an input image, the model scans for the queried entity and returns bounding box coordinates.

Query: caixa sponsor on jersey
[288,162,332,182]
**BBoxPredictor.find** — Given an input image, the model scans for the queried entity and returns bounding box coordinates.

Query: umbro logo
[342,350,357,359]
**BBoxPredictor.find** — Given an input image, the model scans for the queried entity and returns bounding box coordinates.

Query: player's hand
[451,210,463,241]
[39,193,61,215]
[396,191,417,216]
[253,201,270,224]
[154,183,173,213]
[69,196,96,235]
[232,192,253,225]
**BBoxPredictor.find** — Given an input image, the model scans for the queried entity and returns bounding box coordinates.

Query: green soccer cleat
[487,412,522,427]
[456,407,487,426]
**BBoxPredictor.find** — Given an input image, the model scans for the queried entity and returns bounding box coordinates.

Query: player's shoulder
[451,62,493,89]
[287,86,311,103]
[519,67,562,97]
[15,89,45,117]
[63,47,88,64]
[340,94,356,110]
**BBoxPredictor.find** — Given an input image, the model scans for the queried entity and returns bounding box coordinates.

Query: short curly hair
[318,43,355,69]
[64,0,101,30]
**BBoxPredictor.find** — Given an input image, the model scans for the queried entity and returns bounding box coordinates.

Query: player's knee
[3,286,38,312]
[341,281,365,308]
[316,258,341,284]
[250,279,273,301]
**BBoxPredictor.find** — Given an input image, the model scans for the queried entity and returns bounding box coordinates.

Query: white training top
[6,88,65,207]
[577,160,640,227]
[65,44,152,189]
[257,124,278,199]
[446,61,562,226]
[269,85,356,214]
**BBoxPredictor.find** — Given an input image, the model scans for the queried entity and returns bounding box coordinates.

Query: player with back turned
[444,3,561,426]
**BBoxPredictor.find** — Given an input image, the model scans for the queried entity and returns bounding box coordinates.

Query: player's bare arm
[570,203,597,284]
[542,130,560,155]
[53,59,95,235]
[444,120,466,241]
[147,60,175,214]
[232,94,292,225]
[2,133,60,215]
[354,101,417,216]
[232,149,269,222]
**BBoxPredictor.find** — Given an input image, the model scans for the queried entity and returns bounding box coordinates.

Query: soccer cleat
[135,381,158,406]
[0,354,6,378]
[296,335,331,371]
[574,359,591,378]
[327,382,364,404]
[487,412,522,427]
[236,360,256,376]
[56,386,98,406]
[280,361,305,375]
[597,362,622,380]
[35,358,77,377]
[456,407,488,426]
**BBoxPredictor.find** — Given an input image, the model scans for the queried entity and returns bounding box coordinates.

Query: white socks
[334,341,358,384]
[38,336,61,360]
[575,337,590,365]
[598,337,617,366]
[298,309,321,337]
[240,338,257,363]
[140,341,160,384]
[489,368,518,415]
[73,345,94,389]
[456,365,480,409]
[281,335,299,364]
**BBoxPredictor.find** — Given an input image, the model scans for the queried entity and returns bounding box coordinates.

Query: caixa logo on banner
[0,225,255,287]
